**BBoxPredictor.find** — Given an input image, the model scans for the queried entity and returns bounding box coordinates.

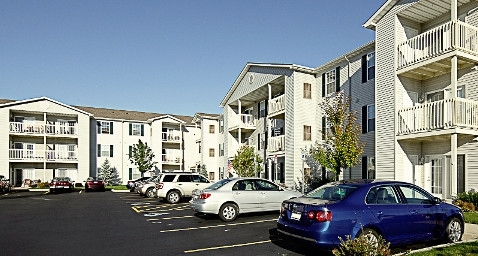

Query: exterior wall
[200,118,219,181]
[183,124,200,172]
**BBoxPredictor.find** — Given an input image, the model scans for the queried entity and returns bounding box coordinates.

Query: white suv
[154,172,210,204]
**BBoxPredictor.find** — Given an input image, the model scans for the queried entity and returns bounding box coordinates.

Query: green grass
[108,185,128,190]
[465,212,478,224]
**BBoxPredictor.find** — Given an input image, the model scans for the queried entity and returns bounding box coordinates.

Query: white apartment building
[192,113,222,181]
[365,0,478,200]
[0,97,213,186]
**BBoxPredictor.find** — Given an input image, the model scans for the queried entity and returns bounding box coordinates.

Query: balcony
[9,149,78,161]
[397,98,478,136]
[162,132,181,143]
[10,121,78,136]
[397,21,478,80]
[268,135,285,153]
[161,153,181,164]
[268,94,285,117]
[228,114,256,132]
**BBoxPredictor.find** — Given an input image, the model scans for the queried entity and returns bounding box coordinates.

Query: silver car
[189,177,302,222]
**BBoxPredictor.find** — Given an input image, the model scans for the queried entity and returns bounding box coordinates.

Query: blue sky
[0,0,384,116]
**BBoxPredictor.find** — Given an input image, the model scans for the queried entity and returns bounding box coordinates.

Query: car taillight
[157,183,164,189]
[307,210,332,222]
[199,193,211,199]
[280,202,289,214]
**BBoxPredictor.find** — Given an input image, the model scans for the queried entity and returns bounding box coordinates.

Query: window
[97,121,113,134]
[162,174,176,182]
[219,119,224,133]
[362,156,375,179]
[97,144,113,157]
[258,133,262,149]
[303,125,311,141]
[129,123,144,136]
[303,83,311,99]
[398,185,432,204]
[219,143,224,156]
[366,186,398,204]
[209,125,215,134]
[362,105,375,133]
[178,175,192,182]
[209,148,215,157]
[258,100,267,118]
[431,158,443,194]
[129,168,141,180]
[362,52,375,82]
[325,70,336,95]
[321,117,332,140]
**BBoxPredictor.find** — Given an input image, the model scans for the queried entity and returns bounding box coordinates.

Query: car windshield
[206,179,232,190]
[305,184,359,200]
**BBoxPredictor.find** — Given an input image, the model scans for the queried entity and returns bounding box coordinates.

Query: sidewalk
[463,223,478,241]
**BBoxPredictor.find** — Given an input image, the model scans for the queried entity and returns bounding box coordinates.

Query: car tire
[166,190,181,204]
[219,203,238,222]
[85,186,89,192]
[49,188,54,193]
[146,188,155,198]
[444,217,462,243]
[357,228,380,247]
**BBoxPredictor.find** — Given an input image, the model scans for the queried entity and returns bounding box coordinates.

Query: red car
[84,177,105,192]
[49,177,74,193]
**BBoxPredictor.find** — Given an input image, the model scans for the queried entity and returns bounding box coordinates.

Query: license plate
[291,212,301,221]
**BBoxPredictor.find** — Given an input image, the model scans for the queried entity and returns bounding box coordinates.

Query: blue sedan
[277,180,464,250]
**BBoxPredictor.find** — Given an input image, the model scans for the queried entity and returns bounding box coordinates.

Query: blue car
[277,180,464,250]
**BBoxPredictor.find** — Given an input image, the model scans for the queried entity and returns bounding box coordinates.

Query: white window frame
[131,123,142,136]
[100,121,111,134]
[101,145,111,157]
[325,69,336,95]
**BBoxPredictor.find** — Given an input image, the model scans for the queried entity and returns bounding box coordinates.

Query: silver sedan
[189,177,302,222]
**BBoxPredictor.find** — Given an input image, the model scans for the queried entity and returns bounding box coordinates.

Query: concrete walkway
[463,223,478,241]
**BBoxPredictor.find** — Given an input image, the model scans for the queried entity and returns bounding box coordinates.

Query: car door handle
[376,211,383,216]
[410,210,418,214]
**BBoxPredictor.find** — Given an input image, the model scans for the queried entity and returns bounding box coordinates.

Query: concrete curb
[111,189,131,193]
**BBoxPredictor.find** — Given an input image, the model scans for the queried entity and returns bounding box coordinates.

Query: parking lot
[0,190,321,256]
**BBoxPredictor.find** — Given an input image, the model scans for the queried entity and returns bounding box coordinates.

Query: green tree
[310,91,364,180]
[98,158,122,185]
[199,164,207,177]
[128,139,158,177]
[231,145,263,177]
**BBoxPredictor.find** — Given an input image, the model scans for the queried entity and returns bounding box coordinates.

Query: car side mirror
[433,197,442,204]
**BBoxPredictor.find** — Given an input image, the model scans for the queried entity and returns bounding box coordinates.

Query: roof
[363,0,396,30]
[0,97,92,116]
[192,112,221,123]
[314,41,376,73]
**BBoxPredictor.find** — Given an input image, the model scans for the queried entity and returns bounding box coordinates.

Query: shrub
[332,231,391,256]
[37,182,50,189]
[454,199,476,212]
[456,190,478,210]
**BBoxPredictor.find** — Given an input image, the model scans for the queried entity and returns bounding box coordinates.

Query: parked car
[155,172,210,204]
[190,177,302,222]
[49,177,74,193]
[138,175,162,198]
[134,176,158,194]
[126,177,151,192]
[0,175,12,194]
[277,179,464,250]
[84,177,105,192]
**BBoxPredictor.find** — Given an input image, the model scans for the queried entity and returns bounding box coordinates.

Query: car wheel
[219,203,238,222]
[49,188,54,193]
[166,191,180,204]
[445,217,462,243]
[357,228,380,247]
[146,188,155,198]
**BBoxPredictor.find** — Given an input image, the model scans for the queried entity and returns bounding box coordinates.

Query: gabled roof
[192,112,221,123]
[363,0,397,30]
[0,97,92,116]
[314,41,375,73]
[147,114,188,124]
[219,62,315,107]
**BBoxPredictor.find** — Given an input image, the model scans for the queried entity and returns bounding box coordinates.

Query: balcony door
[425,156,444,197]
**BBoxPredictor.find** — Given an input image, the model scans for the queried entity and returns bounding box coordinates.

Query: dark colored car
[49,177,74,193]
[126,177,151,192]
[277,180,464,250]
[0,175,12,194]
[84,177,105,192]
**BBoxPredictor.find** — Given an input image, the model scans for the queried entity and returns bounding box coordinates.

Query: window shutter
[362,106,367,133]
[335,66,340,92]
[97,144,101,157]
[129,168,132,180]
[322,117,326,140]
[129,123,132,135]
[362,55,367,83]
[110,145,114,157]
[321,73,326,97]
[265,99,268,116]
[129,146,132,157]
[362,156,367,179]
[110,122,113,134]
[141,124,144,136]
[97,122,101,134]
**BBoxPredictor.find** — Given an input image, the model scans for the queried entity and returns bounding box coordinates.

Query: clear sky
[0,0,384,116]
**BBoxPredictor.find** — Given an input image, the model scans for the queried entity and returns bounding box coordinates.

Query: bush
[332,230,391,256]
[454,199,476,212]
[37,182,50,189]
[456,190,478,210]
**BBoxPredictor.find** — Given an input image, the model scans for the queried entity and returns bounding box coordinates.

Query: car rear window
[306,184,358,200]
[206,179,231,190]
[162,174,176,182]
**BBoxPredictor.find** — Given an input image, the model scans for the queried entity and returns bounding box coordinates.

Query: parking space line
[184,239,274,253]
[160,219,276,233]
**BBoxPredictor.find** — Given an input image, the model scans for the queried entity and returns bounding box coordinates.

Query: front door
[15,169,22,187]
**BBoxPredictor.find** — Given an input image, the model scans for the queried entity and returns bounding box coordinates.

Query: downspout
[344,55,352,180]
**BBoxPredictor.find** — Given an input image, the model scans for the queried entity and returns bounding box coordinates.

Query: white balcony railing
[398,21,478,69]
[268,94,285,116]
[268,135,285,152]
[9,149,78,161]
[229,114,256,131]
[161,153,181,164]
[397,98,478,134]
[10,121,78,135]
[162,131,181,142]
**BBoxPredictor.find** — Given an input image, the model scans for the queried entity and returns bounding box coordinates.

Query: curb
[111,189,131,193]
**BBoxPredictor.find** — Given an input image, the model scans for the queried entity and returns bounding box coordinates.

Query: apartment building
[364,0,478,200]
[0,97,212,186]
[192,113,222,181]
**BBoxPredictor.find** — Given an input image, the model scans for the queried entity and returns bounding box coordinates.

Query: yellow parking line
[160,219,276,233]
[132,207,140,213]
[162,215,195,220]
[184,240,273,253]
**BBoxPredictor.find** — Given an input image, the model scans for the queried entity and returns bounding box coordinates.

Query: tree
[128,139,158,177]
[98,158,122,185]
[199,164,207,177]
[310,91,364,180]
[231,145,263,177]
